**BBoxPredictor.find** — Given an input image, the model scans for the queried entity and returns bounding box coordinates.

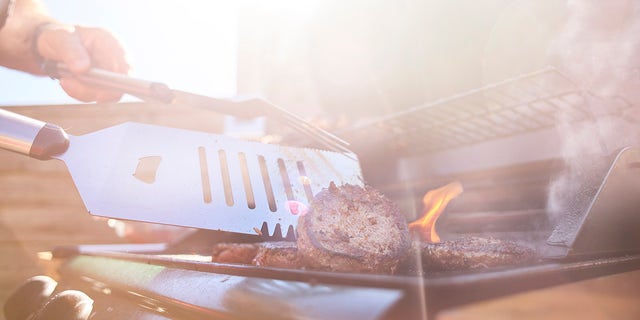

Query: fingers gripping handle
[0,109,69,160]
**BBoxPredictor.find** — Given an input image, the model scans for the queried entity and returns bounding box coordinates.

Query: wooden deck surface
[1,104,639,320]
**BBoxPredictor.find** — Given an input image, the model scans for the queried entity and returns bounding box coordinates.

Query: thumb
[36,24,91,74]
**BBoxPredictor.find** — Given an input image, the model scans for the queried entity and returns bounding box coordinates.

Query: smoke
[550,1,640,103]
[546,1,640,228]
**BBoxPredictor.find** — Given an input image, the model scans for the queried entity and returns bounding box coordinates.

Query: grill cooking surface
[53,244,640,319]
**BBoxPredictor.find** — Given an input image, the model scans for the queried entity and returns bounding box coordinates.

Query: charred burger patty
[411,236,536,272]
[212,241,303,268]
[296,182,412,274]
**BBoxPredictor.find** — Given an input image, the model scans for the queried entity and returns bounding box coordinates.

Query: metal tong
[44,62,351,153]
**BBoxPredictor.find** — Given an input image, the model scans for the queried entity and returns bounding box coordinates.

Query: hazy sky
[0,0,238,105]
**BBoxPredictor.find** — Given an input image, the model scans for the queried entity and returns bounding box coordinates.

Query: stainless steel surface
[0,107,362,237]
[546,147,640,258]
[0,108,46,155]
[55,122,362,237]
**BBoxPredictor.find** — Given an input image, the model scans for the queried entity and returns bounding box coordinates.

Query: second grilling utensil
[43,62,352,154]
[0,108,363,238]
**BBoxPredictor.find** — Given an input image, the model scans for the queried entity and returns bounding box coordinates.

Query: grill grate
[342,67,634,155]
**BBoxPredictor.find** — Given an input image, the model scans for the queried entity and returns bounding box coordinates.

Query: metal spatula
[0,108,363,237]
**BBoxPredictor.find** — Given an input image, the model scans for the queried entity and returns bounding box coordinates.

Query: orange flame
[408,182,463,243]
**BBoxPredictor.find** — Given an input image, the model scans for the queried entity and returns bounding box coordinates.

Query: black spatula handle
[0,108,69,160]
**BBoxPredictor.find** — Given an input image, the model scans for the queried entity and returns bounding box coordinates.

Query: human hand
[34,23,130,102]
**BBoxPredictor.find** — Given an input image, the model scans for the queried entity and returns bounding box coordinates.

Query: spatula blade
[55,122,363,237]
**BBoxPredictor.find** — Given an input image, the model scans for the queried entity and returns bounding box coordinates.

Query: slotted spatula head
[56,122,363,238]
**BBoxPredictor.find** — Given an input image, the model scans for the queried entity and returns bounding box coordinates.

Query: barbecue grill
[5,67,640,319]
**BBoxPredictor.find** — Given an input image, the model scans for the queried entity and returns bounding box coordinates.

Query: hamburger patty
[408,236,536,272]
[212,242,302,269]
[252,241,302,268]
[296,182,412,274]
[211,243,259,265]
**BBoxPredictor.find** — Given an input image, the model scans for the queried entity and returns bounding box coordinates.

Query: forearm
[0,0,56,74]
